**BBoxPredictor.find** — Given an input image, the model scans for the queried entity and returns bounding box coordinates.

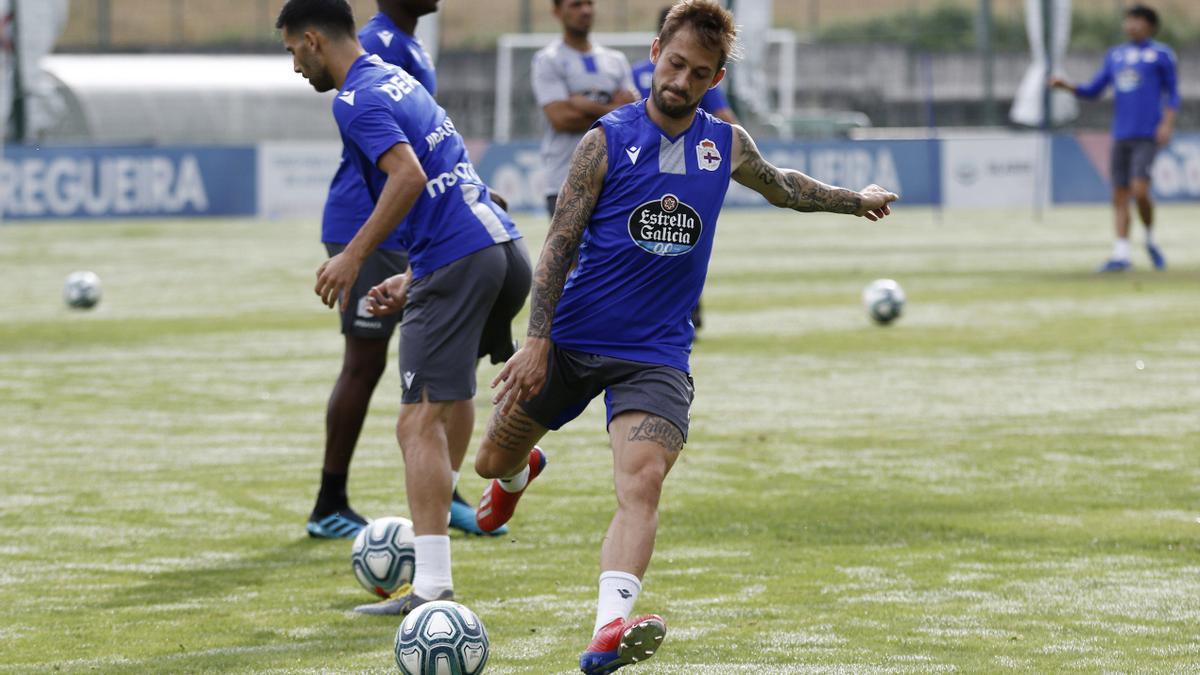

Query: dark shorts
[399,240,531,404]
[324,243,409,340]
[1111,138,1158,188]
[545,194,558,216]
[519,345,695,442]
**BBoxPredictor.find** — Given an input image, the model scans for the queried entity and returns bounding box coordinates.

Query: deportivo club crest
[627,193,703,256]
[696,139,721,171]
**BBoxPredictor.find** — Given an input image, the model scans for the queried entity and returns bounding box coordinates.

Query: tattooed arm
[490,126,609,415]
[730,124,897,221]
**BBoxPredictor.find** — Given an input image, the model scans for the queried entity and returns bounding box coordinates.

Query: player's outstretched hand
[366,272,410,316]
[491,337,551,417]
[315,252,362,310]
[855,184,899,222]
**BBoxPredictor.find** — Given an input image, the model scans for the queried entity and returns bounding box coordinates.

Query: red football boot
[475,446,546,532]
[579,614,667,674]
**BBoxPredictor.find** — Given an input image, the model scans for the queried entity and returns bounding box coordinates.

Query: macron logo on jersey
[338,90,356,106]
[626,146,641,165]
[377,30,394,47]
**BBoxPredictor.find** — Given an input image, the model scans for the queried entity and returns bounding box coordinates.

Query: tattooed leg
[600,412,685,577]
[475,405,549,479]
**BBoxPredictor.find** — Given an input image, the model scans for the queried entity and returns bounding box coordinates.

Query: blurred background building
[17,0,1200,143]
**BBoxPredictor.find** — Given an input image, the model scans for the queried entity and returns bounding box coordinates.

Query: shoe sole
[614,617,666,668]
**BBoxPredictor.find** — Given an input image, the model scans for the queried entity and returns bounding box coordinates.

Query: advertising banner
[0,145,256,219]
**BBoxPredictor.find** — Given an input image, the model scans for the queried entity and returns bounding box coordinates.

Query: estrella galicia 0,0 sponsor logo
[627,193,703,256]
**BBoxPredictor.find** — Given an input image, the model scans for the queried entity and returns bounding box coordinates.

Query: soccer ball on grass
[394,600,489,675]
[351,516,415,598]
[63,271,102,309]
[862,278,905,325]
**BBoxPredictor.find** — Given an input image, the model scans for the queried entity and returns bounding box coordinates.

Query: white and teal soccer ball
[394,600,489,675]
[351,517,415,598]
[862,278,905,325]
[63,271,102,309]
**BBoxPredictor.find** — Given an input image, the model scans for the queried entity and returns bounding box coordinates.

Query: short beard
[651,86,697,119]
[309,75,335,93]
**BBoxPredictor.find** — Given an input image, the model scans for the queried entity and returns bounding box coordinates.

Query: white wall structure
[40,55,339,143]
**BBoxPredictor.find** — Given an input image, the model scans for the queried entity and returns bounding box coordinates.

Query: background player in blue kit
[630,6,737,125]
[277,0,530,615]
[470,2,897,671]
[1051,4,1180,273]
[308,0,504,539]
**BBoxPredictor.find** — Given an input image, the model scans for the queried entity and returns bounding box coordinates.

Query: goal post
[493,29,797,142]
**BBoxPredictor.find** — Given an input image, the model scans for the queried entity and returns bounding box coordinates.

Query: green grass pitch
[2,206,1198,673]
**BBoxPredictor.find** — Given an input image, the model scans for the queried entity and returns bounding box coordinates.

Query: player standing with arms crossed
[277,0,530,614]
[533,0,638,215]
[472,2,897,671]
[1051,4,1179,273]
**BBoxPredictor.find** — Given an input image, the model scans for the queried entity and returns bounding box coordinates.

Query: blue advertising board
[1,145,257,220]
[1052,132,1200,203]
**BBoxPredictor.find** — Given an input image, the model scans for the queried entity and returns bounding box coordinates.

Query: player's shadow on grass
[99,537,348,611]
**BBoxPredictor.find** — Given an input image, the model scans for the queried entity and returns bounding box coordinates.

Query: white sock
[1145,230,1157,247]
[450,471,460,491]
[498,464,530,493]
[412,535,453,599]
[1113,238,1131,261]
[593,571,642,636]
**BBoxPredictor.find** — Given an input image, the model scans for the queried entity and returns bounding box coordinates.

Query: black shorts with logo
[1111,138,1158,188]
[519,344,695,442]
[325,243,409,340]
[399,240,531,404]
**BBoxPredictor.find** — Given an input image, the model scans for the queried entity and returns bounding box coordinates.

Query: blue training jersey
[333,54,520,279]
[1076,40,1180,141]
[551,101,732,373]
[322,14,438,250]
[630,58,731,115]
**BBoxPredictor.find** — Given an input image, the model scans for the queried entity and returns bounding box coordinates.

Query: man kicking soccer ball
[470,1,898,671]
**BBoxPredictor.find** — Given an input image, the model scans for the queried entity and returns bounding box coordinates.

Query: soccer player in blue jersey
[308,0,438,540]
[277,0,530,614]
[1051,4,1179,272]
[308,0,506,540]
[630,5,737,333]
[471,2,897,671]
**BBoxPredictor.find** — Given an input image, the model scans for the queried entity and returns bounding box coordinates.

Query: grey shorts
[519,345,695,442]
[324,243,409,340]
[399,240,531,404]
[1111,138,1158,188]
